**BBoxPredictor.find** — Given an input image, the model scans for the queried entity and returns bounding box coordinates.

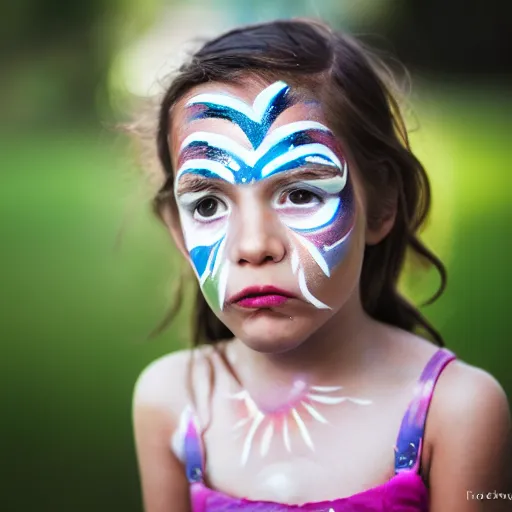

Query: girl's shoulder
[386,329,509,468]
[398,330,509,440]
[132,344,224,423]
[421,355,511,505]
[133,344,228,464]
[385,327,507,411]
[426,356,510,441]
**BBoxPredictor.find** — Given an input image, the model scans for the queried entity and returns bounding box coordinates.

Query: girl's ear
[160,202,190,261]
[365,202,397,245]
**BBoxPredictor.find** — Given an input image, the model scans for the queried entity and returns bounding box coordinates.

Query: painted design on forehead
[175,80,354,311]
[177,81,342,185]
[230,380,372,466]
[186,80,292,148]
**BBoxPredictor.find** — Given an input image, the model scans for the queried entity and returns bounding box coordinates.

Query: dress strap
[394,348,456,474]
[182,410,205,483]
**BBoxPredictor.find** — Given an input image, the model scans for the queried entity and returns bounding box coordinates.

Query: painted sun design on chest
[230,380,372,466]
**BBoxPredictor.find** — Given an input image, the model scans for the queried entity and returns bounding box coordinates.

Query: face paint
[174,81,355,311]
[230,380,372,466]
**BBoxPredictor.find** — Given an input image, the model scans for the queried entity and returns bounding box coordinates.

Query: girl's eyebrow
[268,165,343,186]
[175,175,225,196]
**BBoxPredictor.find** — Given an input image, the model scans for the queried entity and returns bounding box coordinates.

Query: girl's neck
[229,293,385,391]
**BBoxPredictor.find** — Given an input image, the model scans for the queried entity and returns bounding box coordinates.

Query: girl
[132,19,511,512]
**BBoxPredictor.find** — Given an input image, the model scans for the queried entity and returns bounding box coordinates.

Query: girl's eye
[277,188,322,208]
[193,197,228,221]
[197,198,217,217]
[288,189,319,205]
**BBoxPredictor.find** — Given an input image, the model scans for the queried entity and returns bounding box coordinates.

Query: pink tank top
[182,348,456,511]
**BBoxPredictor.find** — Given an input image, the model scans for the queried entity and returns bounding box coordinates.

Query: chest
[202,399,404,502]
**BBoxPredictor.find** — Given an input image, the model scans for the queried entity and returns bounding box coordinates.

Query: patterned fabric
[182,348,456,511]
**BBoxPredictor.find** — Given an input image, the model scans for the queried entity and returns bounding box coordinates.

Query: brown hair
[148,18,446,346]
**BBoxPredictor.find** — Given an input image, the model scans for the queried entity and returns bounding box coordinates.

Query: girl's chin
[233,309,315,354]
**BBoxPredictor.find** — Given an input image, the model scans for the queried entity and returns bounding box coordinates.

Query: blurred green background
[1,0,510,510]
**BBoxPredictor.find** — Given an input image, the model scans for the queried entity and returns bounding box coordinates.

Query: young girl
[132,19,511,512]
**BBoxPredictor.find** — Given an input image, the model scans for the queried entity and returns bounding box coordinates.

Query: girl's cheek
[277,191,356,280]
[276,200,339,232]
[176,208,230,283]
[179,210,229,251]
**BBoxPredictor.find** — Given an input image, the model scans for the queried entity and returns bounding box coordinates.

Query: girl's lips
[236,295,290,308]
[229,286,295,309]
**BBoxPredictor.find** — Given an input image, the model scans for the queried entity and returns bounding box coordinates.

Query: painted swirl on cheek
[175,189,230,311]
[178,211,230,312]
[274,170,354,309]
[288,176,355,276]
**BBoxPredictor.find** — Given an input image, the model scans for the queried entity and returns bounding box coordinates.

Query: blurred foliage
[379,0,511,76]
[1,0,164,127]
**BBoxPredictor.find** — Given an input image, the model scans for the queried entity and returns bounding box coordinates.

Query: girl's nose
[228,197,286,266]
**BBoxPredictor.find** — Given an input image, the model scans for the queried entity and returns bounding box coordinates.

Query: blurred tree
[217,0,511,78]
[363,0,511,77]
[0,0,164,128]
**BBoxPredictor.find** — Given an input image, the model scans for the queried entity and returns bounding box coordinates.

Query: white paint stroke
[283,416,291,453]
[298,267,331,309]
[296,235,330,276]
[217,261,230,311]
[310,385,343,392]
[301,401,328,424]
[241,411,265,466]
[260,423,274,457]
[291,408,314,451]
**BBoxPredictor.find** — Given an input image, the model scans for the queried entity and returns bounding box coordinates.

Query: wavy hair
[144,18,446,346]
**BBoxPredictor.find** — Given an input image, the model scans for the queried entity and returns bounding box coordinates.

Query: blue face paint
[175,81,354,312]
[186,81,292,148]
[180,129,338,184]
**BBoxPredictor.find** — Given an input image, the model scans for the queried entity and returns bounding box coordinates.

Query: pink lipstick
[229,286,295,309]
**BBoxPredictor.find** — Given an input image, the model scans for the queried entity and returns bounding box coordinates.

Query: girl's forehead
[169,81,327,161]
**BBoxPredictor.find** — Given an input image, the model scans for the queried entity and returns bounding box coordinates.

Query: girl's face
[169,80,368,352]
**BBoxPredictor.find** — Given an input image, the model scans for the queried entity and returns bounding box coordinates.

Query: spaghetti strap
[394,348,457,474]
[183,412,205,483]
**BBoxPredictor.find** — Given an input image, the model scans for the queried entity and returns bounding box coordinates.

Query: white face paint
[174,81,356,312]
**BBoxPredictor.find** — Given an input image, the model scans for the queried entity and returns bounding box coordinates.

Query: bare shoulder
[430,358,511,433]
[133,344,219,421]
[425,358,512,505]
[133,349,190,414]
[377,325,443,374]
[427,356,511,477]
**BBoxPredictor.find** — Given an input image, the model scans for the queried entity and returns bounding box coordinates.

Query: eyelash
[275,186,325,207]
